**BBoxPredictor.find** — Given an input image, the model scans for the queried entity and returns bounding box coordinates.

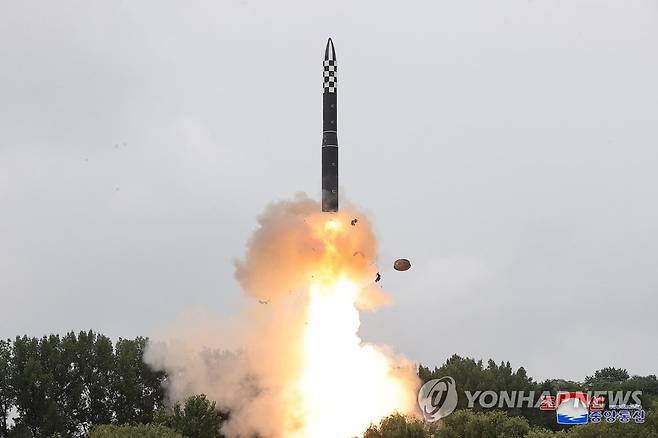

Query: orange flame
[292,218,418,437]
[146,197,419,438]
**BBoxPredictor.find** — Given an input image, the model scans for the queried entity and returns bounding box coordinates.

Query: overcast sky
[1,0,657,381]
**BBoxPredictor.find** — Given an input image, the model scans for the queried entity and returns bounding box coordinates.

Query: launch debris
[351,218,358,226]
[375,272,381,283]
[393,259,411,271]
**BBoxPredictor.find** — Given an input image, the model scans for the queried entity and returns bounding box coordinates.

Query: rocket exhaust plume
[144,40,419,438]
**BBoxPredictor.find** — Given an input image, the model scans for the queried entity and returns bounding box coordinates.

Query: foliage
[419,355,537,410]
[526,428,568,438]
[156,394,226,438]
[6,425,33,438]
[113,337,166,425]
[363,413,439,438]
[0,331,166,437]
[438,410,530,438]
[366,411,658,438]
[584,367,629,384]
[419,355,658,431]
[89,424,184,438]
[364,411,530,438]
[527,411,658,437]
[1,331,656,437]
[0,340,13,438]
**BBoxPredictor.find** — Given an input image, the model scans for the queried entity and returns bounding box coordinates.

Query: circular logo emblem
[417,376,458,422]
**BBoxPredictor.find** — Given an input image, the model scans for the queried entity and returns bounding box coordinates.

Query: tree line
[365,409,658,438]
[1,333,656,437]
[0,331,167,437]
[409,354,658,437]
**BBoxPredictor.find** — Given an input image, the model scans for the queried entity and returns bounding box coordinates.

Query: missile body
[322,38,338,212]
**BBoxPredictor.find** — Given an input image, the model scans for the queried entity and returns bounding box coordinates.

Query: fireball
[293,218,417,437]
[147,198,419,438]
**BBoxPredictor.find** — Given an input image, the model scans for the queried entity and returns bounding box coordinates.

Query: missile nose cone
[323,38,337,94]
[324,38,336,61]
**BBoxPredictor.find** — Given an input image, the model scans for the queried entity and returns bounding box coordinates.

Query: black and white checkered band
[323,60,337,93]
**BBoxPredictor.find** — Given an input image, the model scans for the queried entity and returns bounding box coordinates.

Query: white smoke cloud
[144,194,419,437]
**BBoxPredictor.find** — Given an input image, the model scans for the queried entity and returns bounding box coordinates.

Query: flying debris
[375,272,381,283]
[258,299,270,305]
[322,38,339,212]
[393,259,411,271]
[351,218,358,226]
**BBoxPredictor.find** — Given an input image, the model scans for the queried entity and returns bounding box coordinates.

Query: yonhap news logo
[417,376,458,422]
[417,377,644,426]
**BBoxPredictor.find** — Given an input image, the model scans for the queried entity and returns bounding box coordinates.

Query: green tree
[419,355,537,409]
[525,428,568,438]
[9,333,167,436]
[0,340,14,438]
[89,424,183,438]
[159,395,225,438]
[6,424,33,438]
[60,332,84,431]
[11,336,46,437]
[40,333,79,436]
[563,410,658,438]
[11,334,78,436]
[439,410,530,438]
[363,413,439,438]
[113,337,166,425]
[418,355,552,429]
[74,331,116,431]
[585,368,630,385]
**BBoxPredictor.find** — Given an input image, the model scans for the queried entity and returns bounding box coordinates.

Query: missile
[322,38,338,212]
